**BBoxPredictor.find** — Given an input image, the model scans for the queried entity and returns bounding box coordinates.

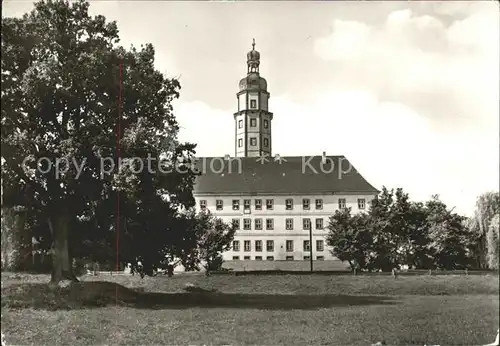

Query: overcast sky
[3,1,499,216]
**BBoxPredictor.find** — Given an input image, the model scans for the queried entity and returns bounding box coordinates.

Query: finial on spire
[252,38,255,50]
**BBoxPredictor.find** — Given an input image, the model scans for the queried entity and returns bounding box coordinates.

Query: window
[244,241,251,252]
[358,198,366,210]
[317,256,325,260]
[244,199,251,210]
[250,99,257,109]
[263,138,269,147]
[216,200,223,210]
[244,256,251,260]
[304,256,310,261]
[338,198,346,209]
[266,218,274,230]
[255,218,262,230]
[316,240,324,252]
[255,256,262,261]
[303,218,311,230]
[266,240,274,252]
[232,240,240,251]
[286,240,294,252]
[255,199,262,210]
[243,218,251,230]
[285,199,293,210]
[264,120,269,128]
[303,199,310,210]
[238,138,243,147]
[303,240,311,251]
[250,138,257,146]
[199,200,207,210]
[232,219,240,230]
[238,120,243,129]
[315,199,323,210]
[266,256,274,261]
[286,256,294,261]
[232,256,240,260]
[285,218,294,230]
[255,240,262,252]
[266,199,274,210]
[250,118,256,127]
[232,200,240,210]
[315,218,323,230]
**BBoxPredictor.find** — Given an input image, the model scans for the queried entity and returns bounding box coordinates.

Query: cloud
[313,4,499,133]
[295,4,499,215]
[175,100,234,157]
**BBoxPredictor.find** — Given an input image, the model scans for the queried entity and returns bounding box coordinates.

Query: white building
[192,40,379,263]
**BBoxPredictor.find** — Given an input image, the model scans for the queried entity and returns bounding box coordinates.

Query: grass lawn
[1,272,499,345]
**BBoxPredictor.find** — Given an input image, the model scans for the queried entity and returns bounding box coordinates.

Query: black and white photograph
[1,0,499,345]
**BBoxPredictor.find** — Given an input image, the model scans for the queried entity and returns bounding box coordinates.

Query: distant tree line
[326,188,499,271]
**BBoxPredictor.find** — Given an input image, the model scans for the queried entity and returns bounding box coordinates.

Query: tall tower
[234,39,273,158]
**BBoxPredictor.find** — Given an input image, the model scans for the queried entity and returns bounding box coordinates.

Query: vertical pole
[309,225,313,272]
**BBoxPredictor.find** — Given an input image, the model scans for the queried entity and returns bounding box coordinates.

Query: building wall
[194,193,376,261]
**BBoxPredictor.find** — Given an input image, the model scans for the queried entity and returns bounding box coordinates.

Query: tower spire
[247,38,260,74]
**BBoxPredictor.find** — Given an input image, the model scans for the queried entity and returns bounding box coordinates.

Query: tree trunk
[48,209,78,284]
[205,260,210,276]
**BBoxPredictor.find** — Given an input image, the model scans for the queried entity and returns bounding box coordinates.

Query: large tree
[368,187,417,270]
[1,0,197,283]
[326,208,373,271]
[425,195,470,270]
[467,192,500,269]
[486,213,499,269]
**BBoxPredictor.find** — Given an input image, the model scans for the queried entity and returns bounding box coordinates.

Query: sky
[3,0,499,216]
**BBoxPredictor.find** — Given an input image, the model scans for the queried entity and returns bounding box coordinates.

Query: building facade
[194,193,374,261]
[193,41,379,263]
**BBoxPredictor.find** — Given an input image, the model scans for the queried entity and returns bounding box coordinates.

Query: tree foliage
[177,210,236,275]
[425,196,469,270]
[326,187,476,271]
[326,208,373,270]
[486,213,499,269]
[1,0,198,282]
[467,192,500,269]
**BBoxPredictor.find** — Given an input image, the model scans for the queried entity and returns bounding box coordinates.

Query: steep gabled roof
[192,155,379,195]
